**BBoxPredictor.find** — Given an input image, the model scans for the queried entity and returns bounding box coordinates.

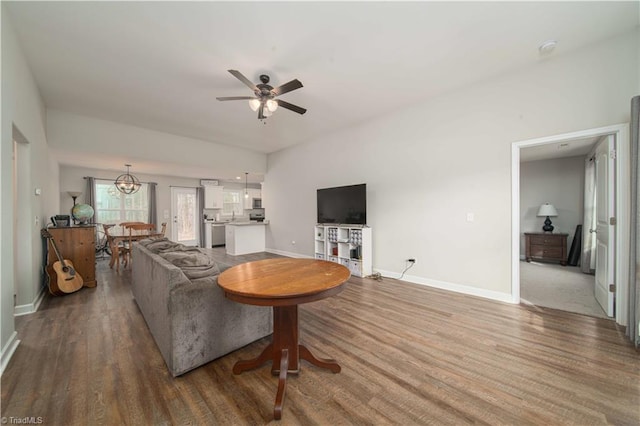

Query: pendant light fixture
[244,172,249,199]
[115,164,141,194]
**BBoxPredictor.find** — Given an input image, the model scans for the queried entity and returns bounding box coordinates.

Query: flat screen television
[317,184,366,225]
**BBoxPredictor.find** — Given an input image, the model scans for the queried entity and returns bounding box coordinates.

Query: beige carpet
[520,260,610,319]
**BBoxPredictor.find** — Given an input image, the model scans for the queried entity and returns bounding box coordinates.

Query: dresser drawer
[529,245,563,259]
[529,235,563,247]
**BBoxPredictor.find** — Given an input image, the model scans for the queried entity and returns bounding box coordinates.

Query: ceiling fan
[216,70,307,120]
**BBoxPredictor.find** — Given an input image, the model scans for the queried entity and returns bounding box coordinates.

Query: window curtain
[581,156,597,274]
[85,177,96,222]
[148,182,157,225]
[627,95,639,348]
[197,187,205,247]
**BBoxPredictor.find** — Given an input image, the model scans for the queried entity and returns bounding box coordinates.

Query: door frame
[511,124,630,326]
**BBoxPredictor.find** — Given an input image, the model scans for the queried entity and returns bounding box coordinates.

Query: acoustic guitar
[41,229,84,295]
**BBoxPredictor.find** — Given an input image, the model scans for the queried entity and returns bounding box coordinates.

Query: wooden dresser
[524,232,568,266]
[46,225,97,287]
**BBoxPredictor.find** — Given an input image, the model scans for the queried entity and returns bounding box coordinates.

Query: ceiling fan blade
[216,96,255,101]
[228,70,258,91]
[271,79,303,96]
[276,99,307,115]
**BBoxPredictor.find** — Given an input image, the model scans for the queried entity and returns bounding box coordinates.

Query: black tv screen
[317,184,366,225]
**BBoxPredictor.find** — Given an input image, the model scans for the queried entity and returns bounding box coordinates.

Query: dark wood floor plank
[2,250,638,425]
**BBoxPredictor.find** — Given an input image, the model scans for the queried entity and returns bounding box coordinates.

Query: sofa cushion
[140,237,182,253]
[160,250,220,280]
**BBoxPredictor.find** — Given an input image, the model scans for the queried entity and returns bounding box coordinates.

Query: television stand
[313,224,372,277]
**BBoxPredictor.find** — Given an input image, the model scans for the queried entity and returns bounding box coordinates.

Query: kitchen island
[225,222,268,255]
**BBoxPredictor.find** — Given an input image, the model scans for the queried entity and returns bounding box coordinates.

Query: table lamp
[537,203,558,233]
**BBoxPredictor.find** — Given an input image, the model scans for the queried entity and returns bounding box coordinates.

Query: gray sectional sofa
[131,238,272,377]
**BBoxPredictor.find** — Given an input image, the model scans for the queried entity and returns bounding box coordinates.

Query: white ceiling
[6,1,639,177]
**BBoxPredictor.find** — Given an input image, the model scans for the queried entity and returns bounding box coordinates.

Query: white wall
[265,30,639,300]
[1,5,60,367]
[46,109,267,178]
[520,156,585,256]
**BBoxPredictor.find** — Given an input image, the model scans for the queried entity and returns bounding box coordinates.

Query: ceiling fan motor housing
[256,75,274,98]
[217,69,307,118]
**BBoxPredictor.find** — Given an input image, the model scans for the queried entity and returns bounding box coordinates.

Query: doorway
[512,124,631,326]
[170,187,200,246]
[13,127,34,314]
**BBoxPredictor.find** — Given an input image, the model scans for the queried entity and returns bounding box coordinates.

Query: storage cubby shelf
[314,225,372,277]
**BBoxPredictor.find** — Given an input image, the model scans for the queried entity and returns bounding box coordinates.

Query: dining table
[106,226,163,272]
[217,258,350,420]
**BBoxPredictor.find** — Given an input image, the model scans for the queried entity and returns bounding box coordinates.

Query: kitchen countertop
[225,221,268,226]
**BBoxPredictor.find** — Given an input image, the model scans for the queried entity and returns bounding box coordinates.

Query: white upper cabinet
[204,185,224,209]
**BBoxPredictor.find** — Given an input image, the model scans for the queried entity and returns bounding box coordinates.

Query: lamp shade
[266,99,278,112]
[248,99,260,111]
[537,203,558,217]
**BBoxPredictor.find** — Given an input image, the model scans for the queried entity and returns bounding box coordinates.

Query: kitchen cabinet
[225,223,266,255]
[243,188,261,210]
[204,185,224,209]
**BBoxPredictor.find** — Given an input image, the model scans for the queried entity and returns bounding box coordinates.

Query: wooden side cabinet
[525,232,568,266]
[46,225,97,287]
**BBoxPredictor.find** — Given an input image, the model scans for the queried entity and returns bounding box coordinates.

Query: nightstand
[525,232,568,266]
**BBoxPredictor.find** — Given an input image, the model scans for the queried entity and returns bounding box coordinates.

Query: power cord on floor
[366,259,415,282]
[366,272,383,281]
[399,259,415,280]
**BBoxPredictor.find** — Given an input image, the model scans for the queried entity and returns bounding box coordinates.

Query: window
[94,179,149,224]
[222,189,243,217]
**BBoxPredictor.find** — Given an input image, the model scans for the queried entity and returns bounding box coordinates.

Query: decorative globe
[72,203,94,224]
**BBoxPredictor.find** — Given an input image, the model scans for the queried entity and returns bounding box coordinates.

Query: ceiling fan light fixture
[248,98,260,111]
[266,99,278,112]
[218,70,306,120]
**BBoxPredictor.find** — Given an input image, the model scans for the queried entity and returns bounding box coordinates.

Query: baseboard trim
[265,248,312,259]
[1,332,20,376]
[375,269,515,304]
[14,285,47,317]
[263,252,513,304]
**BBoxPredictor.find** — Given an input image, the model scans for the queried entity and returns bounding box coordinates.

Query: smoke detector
[539,40,557,55]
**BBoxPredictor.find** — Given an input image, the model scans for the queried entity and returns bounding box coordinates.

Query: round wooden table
[218,258,350,420]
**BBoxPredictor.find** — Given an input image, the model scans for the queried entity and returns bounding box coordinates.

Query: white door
[593,135,615,316]
[171,187,199,246]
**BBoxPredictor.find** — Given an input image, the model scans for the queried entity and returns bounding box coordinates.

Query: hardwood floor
[2,249,638,425]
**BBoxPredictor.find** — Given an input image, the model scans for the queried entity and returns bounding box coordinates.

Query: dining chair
[128,223,158,262]
[103,223,129,271]
[120,221,144,231]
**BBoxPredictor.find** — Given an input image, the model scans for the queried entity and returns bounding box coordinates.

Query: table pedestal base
[232,305,340,420]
